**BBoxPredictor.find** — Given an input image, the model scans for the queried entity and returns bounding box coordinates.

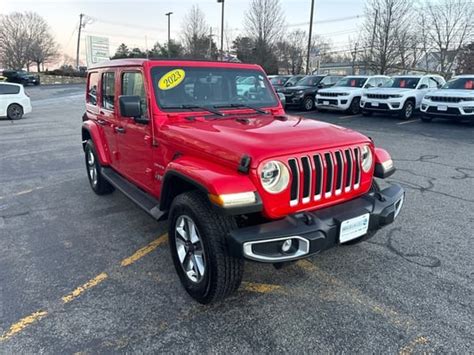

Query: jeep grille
[367,94,390,99]
[429,96,463,103]
[288,147,362,206]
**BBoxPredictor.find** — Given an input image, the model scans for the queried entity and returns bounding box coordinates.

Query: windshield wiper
[162,104,225,117]
[214,103,269,115]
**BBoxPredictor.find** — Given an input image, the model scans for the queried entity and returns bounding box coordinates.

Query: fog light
[281,239,292,252]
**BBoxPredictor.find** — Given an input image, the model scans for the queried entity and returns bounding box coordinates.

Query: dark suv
[278,75,342,111]
[2,70,40,86]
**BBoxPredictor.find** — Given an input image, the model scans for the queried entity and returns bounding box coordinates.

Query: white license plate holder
[339,213,370,244]
[438,105,448,111]
[323,100,330,105]
[372,102,379,107]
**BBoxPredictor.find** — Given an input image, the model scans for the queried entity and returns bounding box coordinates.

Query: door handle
[97,119,107,126]
[115,126,126,134]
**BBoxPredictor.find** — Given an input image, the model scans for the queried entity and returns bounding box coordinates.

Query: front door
[115,69,155,192]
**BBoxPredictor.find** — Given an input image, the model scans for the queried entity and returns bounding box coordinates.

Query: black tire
[421,115,433,123]
[399,100,415,120]
[348,97,361,115]
[362,110,372,117]
[84,140,114,195]
[7,104,23,120]
[302,96,315,111]
[168,191,244,304]
[342,180,380,246]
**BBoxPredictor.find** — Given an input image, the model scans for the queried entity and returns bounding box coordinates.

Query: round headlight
[260,161,290,193]
[361,145,373,172]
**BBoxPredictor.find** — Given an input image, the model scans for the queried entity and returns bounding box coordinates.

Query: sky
[2,0,365,66]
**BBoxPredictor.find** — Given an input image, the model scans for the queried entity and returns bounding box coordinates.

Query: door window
[122,72,148,117]
[102,72,115,110]
[87,72,99,105]
[0,84,20,95]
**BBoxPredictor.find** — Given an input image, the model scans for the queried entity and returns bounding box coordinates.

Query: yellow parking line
[62,272,108,303]
[241,282,283,294]
[0,310,48,342]
[397,119,420,125]
[120,234,168,267]
[399,336,429,354]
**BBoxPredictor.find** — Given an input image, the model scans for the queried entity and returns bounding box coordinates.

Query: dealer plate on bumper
[339,213,370,243]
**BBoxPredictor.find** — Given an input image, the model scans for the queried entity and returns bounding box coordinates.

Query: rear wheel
[302,96,315,111]
[84,140,114,195]
[399,100,415,120]
[348,97,361,115]
[168,191,244,304]
[7,104,23,120]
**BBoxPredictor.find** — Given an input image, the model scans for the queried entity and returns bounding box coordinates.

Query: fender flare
[81,120,111,166]
[374,148,395,179]
[159,156,260,213]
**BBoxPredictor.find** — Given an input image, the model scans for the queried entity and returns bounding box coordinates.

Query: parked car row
[273,73,474,123]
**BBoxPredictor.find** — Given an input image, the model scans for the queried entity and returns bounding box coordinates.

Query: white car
[420,75,474,123]
[0,82,32,120]
[316,75,390,115]
[360,75,445,120]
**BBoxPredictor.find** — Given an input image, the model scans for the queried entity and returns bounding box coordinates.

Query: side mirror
[317,83,324,88]
[119,95,149,124]
[418,84,428,90]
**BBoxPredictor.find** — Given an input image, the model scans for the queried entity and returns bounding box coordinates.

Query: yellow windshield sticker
[158,69,185,90]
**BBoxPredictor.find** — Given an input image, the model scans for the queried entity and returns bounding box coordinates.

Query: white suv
[316,75,389,115]
[360,75,445,119]
[0,83,32,120]
[420,75,474,123]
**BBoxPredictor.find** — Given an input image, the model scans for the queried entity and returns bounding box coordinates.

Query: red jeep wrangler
[82,59,404,304]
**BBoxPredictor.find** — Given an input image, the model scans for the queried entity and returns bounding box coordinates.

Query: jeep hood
[319,86,362,94]
[162,115,370,169]
[427,89,474,98]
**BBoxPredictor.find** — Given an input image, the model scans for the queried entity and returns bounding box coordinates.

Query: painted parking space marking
[0,234,168,342]
[0,310,48,342]
[399,336,429,354]
[338,114,361,119]
[241,282,283,294]
[62,272,109,304]
[120,234,168,267]
[398,119,420,125]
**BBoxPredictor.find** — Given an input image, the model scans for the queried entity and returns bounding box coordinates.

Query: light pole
[306,0,315,74]
[76,13,84,70]
[165,12,173,57]
[217,0,225,60]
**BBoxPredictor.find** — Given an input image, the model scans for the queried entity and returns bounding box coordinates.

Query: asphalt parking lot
[0,84,473,353]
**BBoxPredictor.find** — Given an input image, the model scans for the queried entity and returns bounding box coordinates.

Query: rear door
[115,69,155,192]
[97,71,121,168]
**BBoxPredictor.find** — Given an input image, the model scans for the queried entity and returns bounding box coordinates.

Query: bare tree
[362,0,413,74]
[182,5,215,59]
[243,0,285,73]
[424,0,474,74]
[0,12,58,71]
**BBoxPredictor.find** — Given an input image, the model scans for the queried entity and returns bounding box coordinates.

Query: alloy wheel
[175,215,206,283]
[87,150,98,186]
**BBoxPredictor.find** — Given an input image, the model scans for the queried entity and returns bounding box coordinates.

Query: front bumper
[420,101,474,119]
[228,184,404,262]
[316,97,351,110]
[361,99,403,112]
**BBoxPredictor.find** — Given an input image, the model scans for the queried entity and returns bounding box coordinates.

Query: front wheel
[168,191,244,304]
[348,97,361,115]
[302,96,315,111]
[399,100,415,120]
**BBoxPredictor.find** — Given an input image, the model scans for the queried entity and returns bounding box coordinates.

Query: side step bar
[101,167,165,220]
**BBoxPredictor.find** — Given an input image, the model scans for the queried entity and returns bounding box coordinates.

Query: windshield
[270,76,290,85]
[442,77,474,90]
[295,76,323,87]
[383,77,420,89]
[335,77,368,88]
[151,67,278,111]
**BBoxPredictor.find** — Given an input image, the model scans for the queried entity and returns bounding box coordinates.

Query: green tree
[112,43,130,59]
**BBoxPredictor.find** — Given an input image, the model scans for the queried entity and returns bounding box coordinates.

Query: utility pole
[306,0,315,74]
[165,12,173,57]
[217,0,225,60]
[76,13,84,70]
